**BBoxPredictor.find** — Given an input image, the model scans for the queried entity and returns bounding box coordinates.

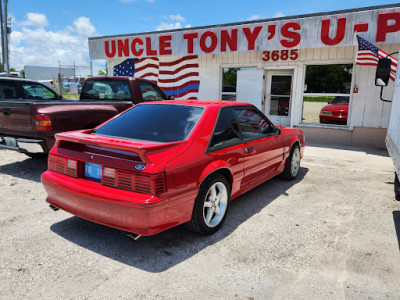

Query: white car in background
[38,80,54,89]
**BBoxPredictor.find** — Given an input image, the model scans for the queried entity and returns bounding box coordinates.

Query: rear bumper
[0,135,48,153]
[41,170,196,236]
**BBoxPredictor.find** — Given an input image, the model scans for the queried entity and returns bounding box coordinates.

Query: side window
[209,107,241,151]
[21,82,57,100]
[0,81,18,99]
[138,81,167,101]
[234,108,272,140]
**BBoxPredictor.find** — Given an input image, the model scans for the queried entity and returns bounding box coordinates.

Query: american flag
[356,35,398,81]
[113,58,135,76]
[113,56,200,99]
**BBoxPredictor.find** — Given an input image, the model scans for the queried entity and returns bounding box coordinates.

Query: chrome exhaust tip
[127,233,142,241]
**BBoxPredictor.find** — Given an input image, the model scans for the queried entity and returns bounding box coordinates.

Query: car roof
[138,100,253,107]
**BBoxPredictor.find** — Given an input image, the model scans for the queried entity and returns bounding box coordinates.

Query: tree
[97,63,108,76]
[223,68,238,86]
[98,69,107,76]
[305,64,353,94]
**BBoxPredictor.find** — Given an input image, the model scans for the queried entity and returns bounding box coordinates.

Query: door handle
[246,146,254,153]
[3,108,11,116]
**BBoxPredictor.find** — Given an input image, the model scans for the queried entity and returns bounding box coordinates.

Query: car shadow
[393,211,400,251]
[0,156,47,182]
[50,167,309,273]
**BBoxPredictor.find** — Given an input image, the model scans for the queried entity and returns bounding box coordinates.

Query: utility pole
[0,0,9,75]
[0,0,4,72]
[3,0,9,75]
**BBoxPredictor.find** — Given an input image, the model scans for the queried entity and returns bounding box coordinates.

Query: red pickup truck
[0,76,170,157]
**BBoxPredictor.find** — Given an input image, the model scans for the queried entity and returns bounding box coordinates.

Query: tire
[395,173,400,201]
[281,144,301,180]
[185,174,230,235]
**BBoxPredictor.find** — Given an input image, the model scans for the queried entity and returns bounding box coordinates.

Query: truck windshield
[80,80,131,100]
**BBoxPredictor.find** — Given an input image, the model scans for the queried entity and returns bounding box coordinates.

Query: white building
[88,4,400,148]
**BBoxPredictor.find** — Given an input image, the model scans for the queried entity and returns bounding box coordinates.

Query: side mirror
[375,58,392,87]
[264,126,280,135]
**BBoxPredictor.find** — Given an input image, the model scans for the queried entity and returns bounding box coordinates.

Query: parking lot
[1,144,400,299]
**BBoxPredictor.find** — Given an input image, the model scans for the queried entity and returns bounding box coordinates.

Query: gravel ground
[0,144,400,299]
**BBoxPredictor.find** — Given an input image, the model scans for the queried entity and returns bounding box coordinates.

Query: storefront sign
[89,6,400,60]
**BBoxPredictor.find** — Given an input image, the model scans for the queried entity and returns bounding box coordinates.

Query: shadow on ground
[307,142,389,157]
[50,167,309,273]
[393,211,400,251]
[0,156,47,182]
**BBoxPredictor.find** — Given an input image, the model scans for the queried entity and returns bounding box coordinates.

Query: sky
[7,0,400,75]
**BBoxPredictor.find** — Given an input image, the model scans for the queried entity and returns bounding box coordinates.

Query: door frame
[264,69,295,127]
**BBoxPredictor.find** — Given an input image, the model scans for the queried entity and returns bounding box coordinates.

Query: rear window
[80,79,131,100]
[94,104,204,143]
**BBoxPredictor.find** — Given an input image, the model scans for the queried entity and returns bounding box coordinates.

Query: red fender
[198,160,232,187]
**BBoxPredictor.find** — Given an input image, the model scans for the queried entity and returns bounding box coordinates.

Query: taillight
[101,167,166,195]
[48,154,78,177]
[47,154,167,195]
[35,114,52,131]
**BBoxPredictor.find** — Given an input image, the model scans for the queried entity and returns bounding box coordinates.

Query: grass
[61,91,79,99]
[303,96,335,103]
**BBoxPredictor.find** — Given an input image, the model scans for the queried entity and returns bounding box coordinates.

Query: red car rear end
[42,101,305,236]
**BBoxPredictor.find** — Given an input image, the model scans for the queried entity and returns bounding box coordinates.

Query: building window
[302,64,353,126]
[221,67,256,101]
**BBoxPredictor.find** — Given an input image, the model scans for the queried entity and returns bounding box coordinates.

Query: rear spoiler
[55,130,185,164]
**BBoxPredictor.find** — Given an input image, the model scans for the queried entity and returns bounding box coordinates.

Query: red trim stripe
[136,72,159,78]
[137,57,159,63]
[159,55,198,67]
[357,63,376,66]
[159,64,199,75]
[358,52,377,56]
[356,56,378,60]
[158,72,199,83]
[135,63,159,73]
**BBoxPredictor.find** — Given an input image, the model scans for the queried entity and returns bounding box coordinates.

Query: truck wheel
[395,173,400,201]
[185,174,230,235]
[280,145,301,180]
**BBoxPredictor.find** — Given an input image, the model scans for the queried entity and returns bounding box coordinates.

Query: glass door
[265,71,293,127]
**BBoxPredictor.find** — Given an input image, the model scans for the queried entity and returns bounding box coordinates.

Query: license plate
[85,162,102,180]
[4,137,17,147]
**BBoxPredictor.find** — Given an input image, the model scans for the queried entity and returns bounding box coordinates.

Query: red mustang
[42,101,305,236]
[319,96,349,125]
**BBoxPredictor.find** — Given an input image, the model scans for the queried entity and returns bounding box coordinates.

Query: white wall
[108,43,400,130]
[196,44,400,129]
